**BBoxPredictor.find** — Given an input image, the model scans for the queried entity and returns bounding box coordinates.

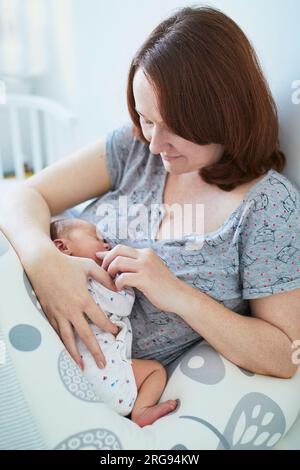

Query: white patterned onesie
[75,278,137,416]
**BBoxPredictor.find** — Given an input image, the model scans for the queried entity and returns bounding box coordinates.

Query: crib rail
[0,94,77,179]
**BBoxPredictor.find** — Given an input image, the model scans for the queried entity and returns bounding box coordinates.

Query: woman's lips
[162,154,181,161]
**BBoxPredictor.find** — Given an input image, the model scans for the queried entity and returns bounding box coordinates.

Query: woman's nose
[149,128,170,155]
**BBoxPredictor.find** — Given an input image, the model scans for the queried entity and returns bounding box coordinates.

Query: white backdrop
[1,0,299,186]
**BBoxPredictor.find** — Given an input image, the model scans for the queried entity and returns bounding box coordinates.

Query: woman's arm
[0,138,111,257]
[99,244,300,379]
[175,282,300,379]
[0,138,119,368]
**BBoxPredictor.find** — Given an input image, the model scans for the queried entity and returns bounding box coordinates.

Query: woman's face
[133,68,224,175]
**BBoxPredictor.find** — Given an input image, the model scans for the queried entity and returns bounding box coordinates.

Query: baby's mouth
[95,256,103,267]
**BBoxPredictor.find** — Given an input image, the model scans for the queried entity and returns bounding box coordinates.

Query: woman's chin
[162,160,189,175]
[162,158,182,171]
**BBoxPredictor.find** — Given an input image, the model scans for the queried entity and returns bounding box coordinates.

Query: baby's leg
[130,359,178,427]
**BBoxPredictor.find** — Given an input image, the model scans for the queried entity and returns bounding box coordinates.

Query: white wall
[14,0,300,187]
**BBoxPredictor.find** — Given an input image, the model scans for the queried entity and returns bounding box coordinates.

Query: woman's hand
[97,244,182,313]
[27,250,119,369]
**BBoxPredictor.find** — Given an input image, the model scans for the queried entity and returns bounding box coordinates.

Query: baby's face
[67,221,110,265]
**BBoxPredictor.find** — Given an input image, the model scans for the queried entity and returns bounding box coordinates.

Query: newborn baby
[50,217,177,427]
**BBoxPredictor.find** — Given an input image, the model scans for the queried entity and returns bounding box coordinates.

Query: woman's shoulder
[237,169,300,299]
[104,121,154,190]
[105,120,157,169]
[106,121,147,155]
[241,169,300,222]
[237,168,300,249]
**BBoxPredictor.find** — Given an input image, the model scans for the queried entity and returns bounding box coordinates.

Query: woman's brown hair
[127,6,285,191]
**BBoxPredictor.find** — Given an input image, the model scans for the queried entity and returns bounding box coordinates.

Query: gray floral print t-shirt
[81,122,300,366]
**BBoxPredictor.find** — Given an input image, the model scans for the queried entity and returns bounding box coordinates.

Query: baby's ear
[53,238,72,255]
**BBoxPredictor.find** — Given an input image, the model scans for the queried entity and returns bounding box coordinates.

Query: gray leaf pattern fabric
[218,392,286,449]
[55,429,122,450]
[58,350,102,402]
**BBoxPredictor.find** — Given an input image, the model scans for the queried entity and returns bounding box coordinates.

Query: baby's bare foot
[131,400,178,427]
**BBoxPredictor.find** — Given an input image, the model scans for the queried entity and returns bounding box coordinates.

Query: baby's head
[50,218,110,265]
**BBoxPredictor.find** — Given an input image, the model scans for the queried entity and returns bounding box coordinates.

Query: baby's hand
[113,326,121,337]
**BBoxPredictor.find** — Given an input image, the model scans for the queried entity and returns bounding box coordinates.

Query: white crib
[0,93,77,181]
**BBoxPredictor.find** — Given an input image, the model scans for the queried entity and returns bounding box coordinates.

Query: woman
[1,6,299,378]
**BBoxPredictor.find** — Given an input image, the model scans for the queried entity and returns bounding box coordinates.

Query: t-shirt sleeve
[239,175,300,299]
[105,121,135,190]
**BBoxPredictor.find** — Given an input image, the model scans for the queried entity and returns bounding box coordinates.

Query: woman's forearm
[0,184,57,267]
[174,281,296,378]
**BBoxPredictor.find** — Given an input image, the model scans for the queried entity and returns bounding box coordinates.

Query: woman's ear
[53,238,72,255]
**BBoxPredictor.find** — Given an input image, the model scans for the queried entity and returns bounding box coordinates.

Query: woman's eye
[140,116,153,126]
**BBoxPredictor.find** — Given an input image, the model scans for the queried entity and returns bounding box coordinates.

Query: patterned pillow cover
[1,230,300,450]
